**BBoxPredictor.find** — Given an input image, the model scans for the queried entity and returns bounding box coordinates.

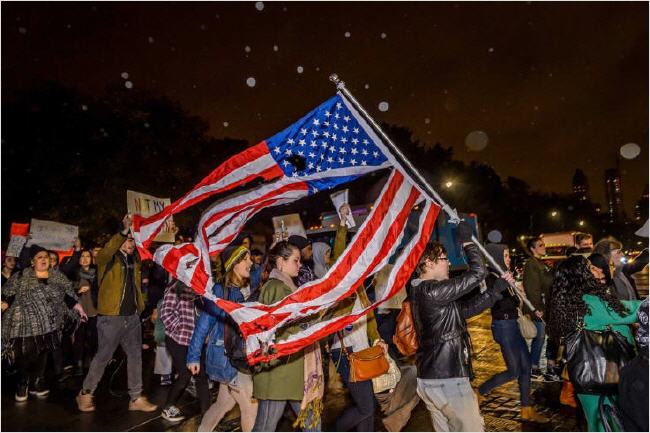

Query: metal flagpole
[329,73,539,314]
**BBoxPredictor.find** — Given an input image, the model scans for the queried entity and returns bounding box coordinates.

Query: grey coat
[1,268,78,340]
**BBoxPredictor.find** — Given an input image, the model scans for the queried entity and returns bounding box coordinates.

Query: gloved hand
[456,220,474,244]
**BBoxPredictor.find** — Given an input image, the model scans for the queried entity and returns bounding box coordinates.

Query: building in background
[604,168,625,223]
[572,169,590,202]
[634,184,649,222]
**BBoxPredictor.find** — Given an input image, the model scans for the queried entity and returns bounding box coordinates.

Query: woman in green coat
[252,241,321,432]
[548,255,642,432]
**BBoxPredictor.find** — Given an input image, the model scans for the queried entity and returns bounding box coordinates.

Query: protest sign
[127,190,176,243]
[29,219,79,251]
[272,213,307,239]
[6,236,27,258]
[10,223,30,237]
[330,189,356,228]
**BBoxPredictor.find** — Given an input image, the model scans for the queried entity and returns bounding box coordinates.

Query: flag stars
[363,139,369,145]
[300,128,308,136]
[320,154,325,160]
[362,149,368,156]
[308,152,316,158]
[343,116,350,123]
[323,131,330,138]
[287,138,295,145]
[327,156,334,163]
[285,149,293,156]
[338,157,345,164]
[334,113,340,119]
[298,139,306,146]
[321,142,329,149]
[372,151,379,158]
[339,147,347,154]
[311,140,318,148]
[342,125,349,133]
[353,128,360,134]
[350,159,357,165]
[282,160,290,167]
[351,138,359,145]
[331,134,337,141]
[313,119,320,126]
[274,147,281,154]
[333,123,339,130]
[316,165,322,172]
[336,102,342,109]
[324,121,330,127]
[361,160,367,166]
[324,111,331,117]
[351,148,358,155]
[308,162,314,169]
[340,137,348,144]
[297,150,304,156]
[311,130,319,138]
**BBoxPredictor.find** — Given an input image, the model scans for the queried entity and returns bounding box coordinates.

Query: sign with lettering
[29,219,79,251]
[127,190,175,243]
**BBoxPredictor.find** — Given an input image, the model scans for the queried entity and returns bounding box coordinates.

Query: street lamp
[445,180,454,188]
[578,220,585,227]
[551,210,558,217]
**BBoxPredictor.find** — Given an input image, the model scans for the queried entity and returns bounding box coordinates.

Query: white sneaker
[161,405,185,422]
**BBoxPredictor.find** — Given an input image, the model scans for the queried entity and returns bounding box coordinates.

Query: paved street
[1,311,582,432]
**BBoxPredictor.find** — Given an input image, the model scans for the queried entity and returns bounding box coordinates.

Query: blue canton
[265,94,388,194]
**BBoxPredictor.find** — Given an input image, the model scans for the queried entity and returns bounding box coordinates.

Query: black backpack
[222,286,253,374]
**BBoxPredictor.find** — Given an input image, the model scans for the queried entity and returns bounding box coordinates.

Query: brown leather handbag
[338,332,389,382]
[392,300,419,356]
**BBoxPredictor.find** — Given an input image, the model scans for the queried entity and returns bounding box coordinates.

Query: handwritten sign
[127,190,175,243]
[29,219,79,251]
[330,189,356,228]
[6,236,27,258]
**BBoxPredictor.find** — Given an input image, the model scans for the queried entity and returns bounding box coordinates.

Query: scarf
[311,242,331,279]
[268,268,324,428]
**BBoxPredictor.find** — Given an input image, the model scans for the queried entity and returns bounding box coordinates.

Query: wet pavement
[2,312,582,431]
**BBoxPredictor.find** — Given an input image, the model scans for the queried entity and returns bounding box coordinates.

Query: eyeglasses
[437,256,449,262]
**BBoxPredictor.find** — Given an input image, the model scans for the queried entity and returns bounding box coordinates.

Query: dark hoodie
[485,243,519,320]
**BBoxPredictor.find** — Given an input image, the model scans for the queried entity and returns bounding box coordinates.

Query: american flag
[133,92,440,363]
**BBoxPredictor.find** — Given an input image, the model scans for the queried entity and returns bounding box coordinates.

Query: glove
[456,220,474,244]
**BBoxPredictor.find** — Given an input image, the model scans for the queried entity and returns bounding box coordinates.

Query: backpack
[222,285,252,374]
[393,300,419,357]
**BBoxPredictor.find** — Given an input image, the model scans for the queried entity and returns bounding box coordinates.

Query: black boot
[15,381,28,402]
[29,377,49,397]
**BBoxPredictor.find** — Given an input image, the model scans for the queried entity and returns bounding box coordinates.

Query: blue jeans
[252,399,320,432]
[330,348,376,432]
[478,319,531,406]
[529,320,545,369]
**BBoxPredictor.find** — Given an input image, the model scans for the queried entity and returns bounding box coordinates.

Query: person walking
[159,280,210,422]
[2,245,87,401]
[548,255,642,431]
[76,214,156,413]
[410,221,504,432]
[187,245,259,432]
[522,236,554,379]
[477,243,549,423]
[252,241,322,432]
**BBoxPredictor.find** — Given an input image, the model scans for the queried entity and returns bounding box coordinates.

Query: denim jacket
[186,283,244,383]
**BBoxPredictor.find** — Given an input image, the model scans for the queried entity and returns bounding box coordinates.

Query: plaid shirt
[160,281,198,346]
[295,264,316,288]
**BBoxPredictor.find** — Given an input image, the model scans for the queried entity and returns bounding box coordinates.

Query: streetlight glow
[445,181,454,188]
[579,220,585,226]
[551,211,558,217]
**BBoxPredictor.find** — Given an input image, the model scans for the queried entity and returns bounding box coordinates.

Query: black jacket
[411,244,497,380]
[488,272,519,320]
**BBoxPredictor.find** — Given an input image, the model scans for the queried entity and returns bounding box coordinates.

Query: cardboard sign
[127,190,175,243]
[29,219,79,251]
[6,236,27,258]
[272,213,307,239]
[330,189,356,228]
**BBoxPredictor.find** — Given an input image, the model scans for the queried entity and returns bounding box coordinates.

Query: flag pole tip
[329,73,345,89]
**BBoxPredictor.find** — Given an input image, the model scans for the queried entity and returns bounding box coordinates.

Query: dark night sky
[3,2,648,213]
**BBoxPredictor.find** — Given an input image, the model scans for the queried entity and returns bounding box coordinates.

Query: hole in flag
[286,155,306,171]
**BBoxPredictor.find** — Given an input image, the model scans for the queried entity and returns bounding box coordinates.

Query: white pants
[198,372,258,432]
[416,377,484,432]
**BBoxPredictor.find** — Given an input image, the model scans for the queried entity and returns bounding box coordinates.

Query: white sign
[29,219,78,251]
[330,189,356,228]
[6,236,27,258]
[272,213,307,239]
[127,190,176,243]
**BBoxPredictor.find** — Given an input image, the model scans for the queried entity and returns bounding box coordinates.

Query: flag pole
[330,73,539,314]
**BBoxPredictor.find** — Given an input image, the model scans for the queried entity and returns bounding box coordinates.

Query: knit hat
[221,245,249,273]
[29,244,48,260]
[288,235,310,250]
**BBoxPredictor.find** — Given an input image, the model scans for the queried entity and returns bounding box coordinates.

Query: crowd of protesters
[1,206,648,432]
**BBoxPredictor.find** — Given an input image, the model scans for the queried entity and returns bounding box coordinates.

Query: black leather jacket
[411,244,496,380]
